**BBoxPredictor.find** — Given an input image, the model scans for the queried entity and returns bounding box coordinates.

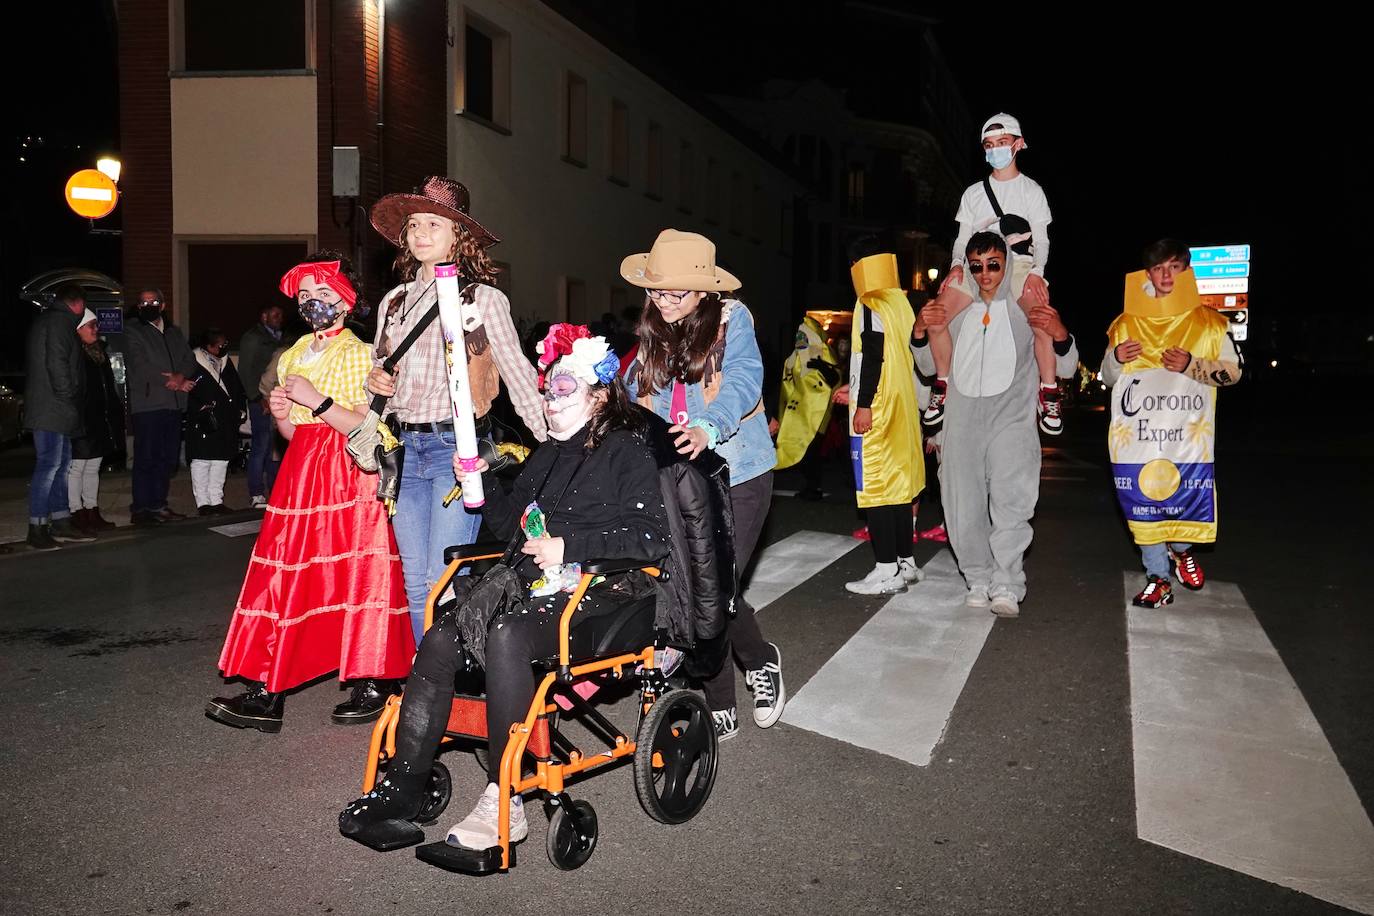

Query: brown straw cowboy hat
[369,176,500,249]
[619,229,741,292]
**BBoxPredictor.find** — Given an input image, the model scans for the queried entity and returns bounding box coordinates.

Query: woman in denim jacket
[621,230,785,741]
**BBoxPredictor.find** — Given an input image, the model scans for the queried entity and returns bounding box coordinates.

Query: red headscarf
[278,260,357,306]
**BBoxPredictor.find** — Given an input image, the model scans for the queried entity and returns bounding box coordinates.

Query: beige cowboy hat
[619,229,741,292]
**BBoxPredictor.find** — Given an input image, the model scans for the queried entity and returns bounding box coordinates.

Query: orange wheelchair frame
[359,543,720,874]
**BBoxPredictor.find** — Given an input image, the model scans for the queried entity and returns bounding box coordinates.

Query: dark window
[465,26,494,122]
[183,0,306,71]
[564,277,588,323]
[678,140,695,213]
[563,72,587,165]
[645,122,663,199]
[186,242,307,344]
[609,100,629,185]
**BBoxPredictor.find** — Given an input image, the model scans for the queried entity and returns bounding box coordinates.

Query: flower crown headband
[535,323,620,387]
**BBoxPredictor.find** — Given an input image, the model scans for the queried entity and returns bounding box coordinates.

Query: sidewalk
[0,443,256,553]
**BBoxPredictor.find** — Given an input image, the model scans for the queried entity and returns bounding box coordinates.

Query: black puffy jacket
[640,411,736,677]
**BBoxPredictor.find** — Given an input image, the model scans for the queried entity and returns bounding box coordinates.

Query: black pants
[131,409,182,513]
[703,471,773,712]
[394,586,628,784]
[867,503,914,564]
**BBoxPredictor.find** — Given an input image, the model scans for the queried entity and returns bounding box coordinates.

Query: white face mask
[544,370,595,441]
[985,146,1015,169]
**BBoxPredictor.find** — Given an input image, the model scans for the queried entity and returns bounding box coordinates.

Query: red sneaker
[1170,549,1205,590]
[1038,384,1063,436]
[852,526,871,541]
[1132,576,1174,609]
[922,380,947,430]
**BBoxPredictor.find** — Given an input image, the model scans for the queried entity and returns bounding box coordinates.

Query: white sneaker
[250,495,268,509]
[898,558,924,584]
[988,587,1020,618]
[446,782,528,850]
[845,565,907,595]
[964,584,990,608]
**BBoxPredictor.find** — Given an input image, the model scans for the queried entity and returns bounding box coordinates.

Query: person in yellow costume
[773,316,841,500]
[843,240,925,595]
[1102,239,1242,609]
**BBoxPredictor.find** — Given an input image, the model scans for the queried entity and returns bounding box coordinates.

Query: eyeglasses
[968,261,1003,275]
[647,290,691,305]
[142,298,163,305]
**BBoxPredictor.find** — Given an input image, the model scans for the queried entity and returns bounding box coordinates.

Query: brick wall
[118,0,173,309]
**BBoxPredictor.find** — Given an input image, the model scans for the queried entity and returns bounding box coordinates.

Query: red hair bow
[278,260,357,306]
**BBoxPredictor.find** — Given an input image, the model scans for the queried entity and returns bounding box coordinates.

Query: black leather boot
[331,679,396,725]
[206,683,284,733]
[26,524,61,551]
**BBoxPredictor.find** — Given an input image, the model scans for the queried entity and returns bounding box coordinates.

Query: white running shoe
[250,495,268,509]
[988,587,1020,618]
[898,558,924,584]
[446,782,528,850]
[965,584,990,608]
[845,565,907,595]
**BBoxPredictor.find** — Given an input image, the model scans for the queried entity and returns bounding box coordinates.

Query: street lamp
[97,157,122,183]
[927,267,939,282]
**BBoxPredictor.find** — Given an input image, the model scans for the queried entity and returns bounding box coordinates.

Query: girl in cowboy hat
[367,176,548,647]
[209,252,414,732]
[621,229,786,741]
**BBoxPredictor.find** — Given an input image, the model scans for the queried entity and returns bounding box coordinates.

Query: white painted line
[771,489,800,498]
[782,550,993,766]
[1127,575,1374,914]
[743,530,862,612]
[210,520,262,538]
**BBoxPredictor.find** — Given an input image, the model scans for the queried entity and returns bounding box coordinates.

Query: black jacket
[23,304,84,436]
[72,346,125,460]
[185,353,247,461]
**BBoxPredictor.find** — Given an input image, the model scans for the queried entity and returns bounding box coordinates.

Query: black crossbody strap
[982,177,1005,219]
[366,283,442,414]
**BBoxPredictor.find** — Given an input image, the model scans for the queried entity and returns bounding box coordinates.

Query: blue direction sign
[1193,262,1250,279]
[95,307,123,335]
[1190,244,1251,264]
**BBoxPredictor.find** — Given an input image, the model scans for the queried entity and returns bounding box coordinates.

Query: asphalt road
[2,396,1369,916]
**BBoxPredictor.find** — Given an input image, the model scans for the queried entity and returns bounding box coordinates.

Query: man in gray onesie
[913,231,1078,618]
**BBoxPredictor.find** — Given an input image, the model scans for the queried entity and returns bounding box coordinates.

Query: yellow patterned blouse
[275,330,372,426]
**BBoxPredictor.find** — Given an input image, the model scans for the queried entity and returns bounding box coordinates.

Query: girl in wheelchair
[339,325,673,852]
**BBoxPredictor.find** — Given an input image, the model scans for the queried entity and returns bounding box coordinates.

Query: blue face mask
[298,298,345,331]
[985,146,1015,169]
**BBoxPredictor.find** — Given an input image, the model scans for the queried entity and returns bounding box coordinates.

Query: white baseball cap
[77,308,98,329]
[981,113,1026,147]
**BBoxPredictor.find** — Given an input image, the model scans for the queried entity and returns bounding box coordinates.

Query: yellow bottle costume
[775,317,839,471]
[1106,269,1228,546]
[847,255,923,509]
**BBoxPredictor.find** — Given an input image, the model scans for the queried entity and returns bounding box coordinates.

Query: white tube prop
[434,262,485,508]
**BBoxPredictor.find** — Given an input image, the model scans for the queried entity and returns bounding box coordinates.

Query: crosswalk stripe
[1127,574,1374,914]
[209,520,262,538]
[781,549,993,766]
[744,530,863,612]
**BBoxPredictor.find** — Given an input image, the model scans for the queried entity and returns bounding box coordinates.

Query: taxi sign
[64,169,119,219]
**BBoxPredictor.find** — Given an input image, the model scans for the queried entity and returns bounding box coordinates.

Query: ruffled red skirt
[218,423,415,692]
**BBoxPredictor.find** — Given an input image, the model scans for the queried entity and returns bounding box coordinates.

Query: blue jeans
[247,400,279,498]
[29,430,72,524]
[392,428,483,644]
[131,409,183,514]
[1141,542,1190,580]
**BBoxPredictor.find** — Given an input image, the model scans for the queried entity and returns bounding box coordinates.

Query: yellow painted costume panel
[775,317,838,470]
[848,289,924,508]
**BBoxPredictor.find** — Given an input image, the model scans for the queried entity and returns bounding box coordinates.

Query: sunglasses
[968,261,1003,275]
[647,290,691,305]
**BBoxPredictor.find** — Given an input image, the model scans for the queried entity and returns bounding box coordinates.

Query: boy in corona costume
[773,316,841,499]
[844,248,924,595]
[1102,239,1242,609]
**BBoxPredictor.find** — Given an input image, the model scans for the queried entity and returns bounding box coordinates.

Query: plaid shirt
[276,330,372,426]
[374,280,547,440]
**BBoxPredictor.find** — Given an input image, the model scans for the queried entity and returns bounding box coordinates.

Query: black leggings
[867,503,914,564]
[702,472,773,712]
[391,587,624,785]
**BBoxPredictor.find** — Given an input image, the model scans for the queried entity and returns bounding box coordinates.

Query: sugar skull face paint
[543,368,594,441]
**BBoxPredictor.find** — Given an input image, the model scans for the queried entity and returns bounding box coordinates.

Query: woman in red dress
[207,253,414,733]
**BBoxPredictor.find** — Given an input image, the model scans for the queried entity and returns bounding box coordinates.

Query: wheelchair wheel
[377,760,452,825]
[633,689,718,824]
[546,800,598,870]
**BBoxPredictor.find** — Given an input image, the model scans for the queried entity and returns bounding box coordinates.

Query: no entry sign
[65,169,119,219]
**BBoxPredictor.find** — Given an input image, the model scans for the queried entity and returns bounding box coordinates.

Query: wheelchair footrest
[415,839,508,875]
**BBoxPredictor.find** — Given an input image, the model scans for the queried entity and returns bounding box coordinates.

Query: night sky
[3,2,1358,371]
